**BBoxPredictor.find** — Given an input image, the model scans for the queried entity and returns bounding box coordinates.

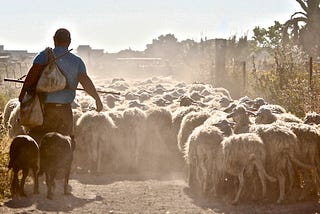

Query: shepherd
[18,28,103,146]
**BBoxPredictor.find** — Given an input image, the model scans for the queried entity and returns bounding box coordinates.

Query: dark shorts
[29,103,73,143]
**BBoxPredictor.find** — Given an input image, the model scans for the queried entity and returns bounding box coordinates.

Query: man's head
[53,28,71,47]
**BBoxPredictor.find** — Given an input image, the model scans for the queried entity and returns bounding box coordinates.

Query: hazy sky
[0,0,301,53]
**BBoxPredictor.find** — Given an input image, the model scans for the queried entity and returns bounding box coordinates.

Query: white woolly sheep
[184,125,224,194]
[283,123,320,200]
[143,107,177,172]
[8,104,26,138]
[255,107,302,124]
[227,106,312,203]
[213,133,276,204]
[3,98,19,129]
[203,111,235,137]
[75,111,116,173]
[258,104,287,114]
[251,124,313,203]
[122,107,147,171]
[104,94,120,109]
[177,111,210,153]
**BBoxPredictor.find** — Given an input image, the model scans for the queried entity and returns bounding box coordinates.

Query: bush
[246,44,312,117]
[0,125,11,200]
[0,93,8,113]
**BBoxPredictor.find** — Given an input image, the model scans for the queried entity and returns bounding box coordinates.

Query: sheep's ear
[228,121,236,127]
[226,111,235,118]
[247,110,256,117]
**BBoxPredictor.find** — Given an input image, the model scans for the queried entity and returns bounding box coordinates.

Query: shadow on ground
[4,179,101,213]
[183,186,320,214]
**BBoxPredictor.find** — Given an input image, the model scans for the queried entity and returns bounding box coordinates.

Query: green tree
[252,21,283,49]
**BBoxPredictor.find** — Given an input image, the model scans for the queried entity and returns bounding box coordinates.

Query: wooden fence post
[214,39,226,87]
[242,61,247,94]
[309,57,313,90]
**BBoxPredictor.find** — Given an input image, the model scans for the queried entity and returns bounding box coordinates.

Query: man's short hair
[54,28,71,43]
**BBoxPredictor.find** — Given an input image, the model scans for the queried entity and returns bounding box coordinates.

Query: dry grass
[0,114,11,200]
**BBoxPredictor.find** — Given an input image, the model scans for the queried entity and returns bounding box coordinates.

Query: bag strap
[46,47,73,64]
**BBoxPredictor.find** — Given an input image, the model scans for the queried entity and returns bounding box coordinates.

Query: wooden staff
[3,78,120,95]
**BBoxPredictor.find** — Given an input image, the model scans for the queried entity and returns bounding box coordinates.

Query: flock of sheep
[3,76,320,204]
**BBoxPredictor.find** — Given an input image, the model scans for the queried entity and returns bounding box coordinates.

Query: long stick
[3,78,120,95]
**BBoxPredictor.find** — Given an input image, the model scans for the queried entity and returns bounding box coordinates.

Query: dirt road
[1,172,320,214]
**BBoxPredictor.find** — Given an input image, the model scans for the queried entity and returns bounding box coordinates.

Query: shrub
[0,125,11,200]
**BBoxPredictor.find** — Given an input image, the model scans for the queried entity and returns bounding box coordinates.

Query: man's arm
[78,73,103,112]
[18,64,44,102]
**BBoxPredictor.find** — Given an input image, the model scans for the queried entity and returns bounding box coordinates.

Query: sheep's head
[227,105,255,124]
[252,97,266,110]
[213,119,235,137]
[304,112,320,125]
[178,95,195,107]
[255,108,277,124]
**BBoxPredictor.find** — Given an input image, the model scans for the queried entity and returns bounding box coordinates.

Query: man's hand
[79,73,103,112]
[95,99,103,112]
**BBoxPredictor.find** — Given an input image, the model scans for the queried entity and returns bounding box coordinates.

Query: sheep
[177,111,210,153]
[8,104,26,138]
[77,94,96,112]
[109,80,129,91]
[8,135,39,197]
[213,133,276,204]
[212,87,232,100]
[3,98,19,129]
[121,107,147,171]
[188,83,208,94]
[255,107,302,124]
[255,108,320,198]
[227,106,313,203]
[106,110,129,173]
[172,106,201,133]
[38,132,73,199]
[184,111,235,195]
[251,124,313,203]
[219,96,233,108]
[104,94,120,109]
[152,97,171,107]
[203,111,235,137]
[111,77,125,84]
[251,97,267,110]
[258,104,287,114]
[72,108,83,128]
[138,92,151,103]
[226,105,255,134]
[128,100,149,110]
[190,91,205,101]
[178,95,196,107]
[75,111,116,173]
[143,107,176,172]
[304,112,320,125]
[124,92,139,100]
[162,92,178,103]
[184,125,224,193]
[283,123,320,200]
